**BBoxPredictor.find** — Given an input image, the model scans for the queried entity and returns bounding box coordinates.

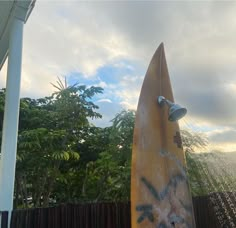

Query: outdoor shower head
[157,96,187,121]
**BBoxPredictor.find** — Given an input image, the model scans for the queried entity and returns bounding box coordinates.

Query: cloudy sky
[1,1,236,151]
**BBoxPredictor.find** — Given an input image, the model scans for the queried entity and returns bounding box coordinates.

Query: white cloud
[20,1,132,98]
[94,81,108,89]
[2,1,236,149]
[209,128,236,144]
[112,74,144,110]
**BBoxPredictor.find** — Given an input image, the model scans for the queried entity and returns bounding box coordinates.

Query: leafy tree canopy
[0,80,222,208]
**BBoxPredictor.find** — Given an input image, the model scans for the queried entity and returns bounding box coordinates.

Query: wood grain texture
[131,43,195,228]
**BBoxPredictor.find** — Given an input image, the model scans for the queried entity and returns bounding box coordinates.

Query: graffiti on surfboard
[136,146,194,227]
[136,175,193,228]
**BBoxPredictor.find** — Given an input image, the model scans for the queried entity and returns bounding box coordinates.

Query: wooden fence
[0,211,8,228]
[1,195,235,228]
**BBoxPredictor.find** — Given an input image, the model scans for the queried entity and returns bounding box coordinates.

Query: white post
[0,16,24,214]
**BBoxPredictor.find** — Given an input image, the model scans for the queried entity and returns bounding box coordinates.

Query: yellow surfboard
[131,43,195,228]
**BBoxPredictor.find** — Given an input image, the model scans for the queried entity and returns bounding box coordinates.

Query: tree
[181,129,208,153]
[13,82,103,207]
[66,109,208,202]
[75,110,135,202]
[181,130,209,196]
[0,83,211,207]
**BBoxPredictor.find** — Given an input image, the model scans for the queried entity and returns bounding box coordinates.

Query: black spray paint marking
[158,222,168,228]
[160,149,187,179]
[169,214,184,224]
[138,175,193,226]
[141,177,160,201]
[141,175,186,202]
[136,204,154,223]
[159,148,193,216]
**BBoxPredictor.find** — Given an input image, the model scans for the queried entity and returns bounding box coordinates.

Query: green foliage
[11,83,135,207]
[186,151,236,197]
[185,152,210,196]
[1,81,225,207]
[84,151,131,202]
[182,130,210,196]
[54,110,135,203]
[0,82,103,208]
[181,130,208,153]
[182,130,235,196]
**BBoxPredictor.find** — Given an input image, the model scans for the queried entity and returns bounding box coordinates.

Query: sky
[1,1,236,151]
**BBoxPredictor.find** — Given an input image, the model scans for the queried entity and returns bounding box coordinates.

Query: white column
[0,16,24,212]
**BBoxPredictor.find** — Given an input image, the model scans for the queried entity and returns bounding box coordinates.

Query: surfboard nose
[159,42,164,48]
[152,42,165,61]
[158,42,164,52]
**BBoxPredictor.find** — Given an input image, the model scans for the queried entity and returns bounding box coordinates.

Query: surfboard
[131,43,195,228]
